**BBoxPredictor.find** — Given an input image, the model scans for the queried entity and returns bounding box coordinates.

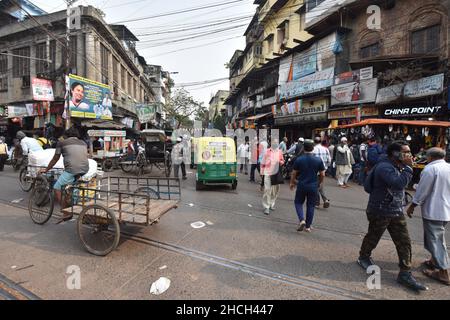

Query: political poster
[67,74,113,120]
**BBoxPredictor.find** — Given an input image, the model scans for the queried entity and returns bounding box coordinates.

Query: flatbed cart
[29,176,181,256]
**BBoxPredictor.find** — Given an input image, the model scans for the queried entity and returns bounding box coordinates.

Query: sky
[30,0,257,107]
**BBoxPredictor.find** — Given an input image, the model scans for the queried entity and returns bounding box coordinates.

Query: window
[133,79,137,99]
[255,44,262,56]
[100,43,109,84]
[277,21,289,46]
[360,43,380,59]
[49,40,56,72]
[113,57,119,96]
[306,0,325,12]
[266,34,274,54]
[128,73,132,96]
[411,25,440,54]
[0,52,7,91]
[12,47,30,87]
[121,65,126,92]
[35,43,47,74]
[61,36,77,70]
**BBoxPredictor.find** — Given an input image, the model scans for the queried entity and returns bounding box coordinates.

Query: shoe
[422,259,438,270]
[397,271,429,291]
[305,228,312,233]
[315,202,320,208]
[263,209,270,215]
[357,256,376,270]
[270,207,275,211]
[297,220,306,232]
[182,176,187,180]
[323,200,330,209]
[423,269,450,286]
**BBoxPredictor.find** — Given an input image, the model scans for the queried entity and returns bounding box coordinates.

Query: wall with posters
[67,74,113,120]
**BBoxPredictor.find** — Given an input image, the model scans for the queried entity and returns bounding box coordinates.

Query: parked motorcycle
[281,153,295,180]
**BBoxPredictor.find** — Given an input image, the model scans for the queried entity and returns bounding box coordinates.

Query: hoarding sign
[293,45,317,80]
[7,105,27,118]
[404,73,444,99]
[279,67,334,101]
[334,67,373,85]
[331,78,378,106]
[32,78,54,101]
[67,74,112,120]
[136,104,156,123]
[383,105,443,117]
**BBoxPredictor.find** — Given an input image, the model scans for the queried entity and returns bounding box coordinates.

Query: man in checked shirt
[313,136,331,209]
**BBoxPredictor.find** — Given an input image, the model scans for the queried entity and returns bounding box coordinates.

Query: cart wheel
[231,181,238,190]
[28,177,54,225]
[77,205,120,256]
[102,159,114,172]
[19,167,33,192]
[120,160,134,173]
[134,186,160,199]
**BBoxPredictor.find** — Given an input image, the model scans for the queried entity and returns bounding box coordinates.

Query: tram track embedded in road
[119,230,375,300]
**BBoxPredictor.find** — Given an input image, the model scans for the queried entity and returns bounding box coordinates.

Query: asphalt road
[0,165,449,300]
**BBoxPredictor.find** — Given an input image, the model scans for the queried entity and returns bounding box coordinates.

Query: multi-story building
[208,90,229,124]
[0,4,159,138]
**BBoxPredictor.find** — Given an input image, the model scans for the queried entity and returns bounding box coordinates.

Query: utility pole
[65,0,77,130]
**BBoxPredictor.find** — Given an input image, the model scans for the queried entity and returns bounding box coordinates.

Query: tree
[164,88,207,129]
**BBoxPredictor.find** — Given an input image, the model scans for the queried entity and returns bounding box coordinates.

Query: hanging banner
[67,74,113,120]
[292,45,317,80]
[331,78,378,106]
[403,73,444,99]
[7,105,28,118]
[136,104,156,123]
[279,67,334,101]
[334,67,373,85]
[32,78,54,101]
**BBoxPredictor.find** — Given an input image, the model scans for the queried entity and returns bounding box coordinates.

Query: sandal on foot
[422,259,438,270]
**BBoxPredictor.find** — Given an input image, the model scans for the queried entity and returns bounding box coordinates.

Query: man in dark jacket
[358,141,428,292]
[367,137,383,169]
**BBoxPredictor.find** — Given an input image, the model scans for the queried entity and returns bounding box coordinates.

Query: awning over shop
[246,112,273,121]
[81,119,126,129]
[336,118,450,129]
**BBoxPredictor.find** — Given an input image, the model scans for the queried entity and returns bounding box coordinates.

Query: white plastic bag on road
[150,277,171,295]
[190,221,206,229]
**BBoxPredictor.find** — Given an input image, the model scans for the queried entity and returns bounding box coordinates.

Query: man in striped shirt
[313,137,331,208]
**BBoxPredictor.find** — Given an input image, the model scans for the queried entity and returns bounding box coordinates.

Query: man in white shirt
[358,138,368,185]
[313,137,331,208]
[279,137,288,154]
[407,148,450,285]
[237,139,249,175]
[16,131,43,156]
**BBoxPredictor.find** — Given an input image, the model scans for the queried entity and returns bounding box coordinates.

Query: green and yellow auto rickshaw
[195,137,237,190]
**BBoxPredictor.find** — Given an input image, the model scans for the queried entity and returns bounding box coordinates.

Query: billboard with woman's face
[66,74,113,120]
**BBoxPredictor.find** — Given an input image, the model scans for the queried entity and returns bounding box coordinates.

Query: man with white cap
[335,137,355,188]
[172,137,187,180]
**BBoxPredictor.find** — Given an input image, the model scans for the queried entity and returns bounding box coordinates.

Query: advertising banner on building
[293,45,317,80]
[328,106,379,119]
[334,67,373,85]
[7,106,28,118]
[32,78,54,101]
[403,73,444,99]
[376,74,444,104]
[278,55,292,85]
[136,104,156,123]
[279,67,334,101]
[331,78,378,106]
[67,74,113,120]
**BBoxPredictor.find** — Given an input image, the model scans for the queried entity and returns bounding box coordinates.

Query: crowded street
[0,163,449,300]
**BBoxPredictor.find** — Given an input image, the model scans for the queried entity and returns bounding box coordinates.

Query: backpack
[37,138,51,150]
[367,145,381,167]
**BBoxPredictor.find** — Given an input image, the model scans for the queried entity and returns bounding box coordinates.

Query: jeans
[250,163,260,181]
[359,161,367,185]
[295,188,317,228]
[423,219,449,270]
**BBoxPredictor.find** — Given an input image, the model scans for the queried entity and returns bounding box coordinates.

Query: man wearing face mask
[260,139,284,215]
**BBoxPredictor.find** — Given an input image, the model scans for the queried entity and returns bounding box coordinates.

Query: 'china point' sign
[384,106,442,117]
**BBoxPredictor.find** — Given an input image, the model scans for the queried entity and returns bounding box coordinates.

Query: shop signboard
[331,78,378,106]
[404,74,444,99]
[279,67,334,101]
[88,130,126,137]
[7,105,28,118]
[0,106,5,117]
[136,104,157,123]
[32,78,54,101]
[334,67,373,85]
[67,74,113,120]
[376,83,404,104]
[383,105,443,117]
[328,106,379,119]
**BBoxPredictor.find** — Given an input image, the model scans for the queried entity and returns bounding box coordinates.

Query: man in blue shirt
[290,140,325,233]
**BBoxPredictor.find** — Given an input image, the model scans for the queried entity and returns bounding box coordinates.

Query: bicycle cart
[29,175,181,256]
[139,130,172,177]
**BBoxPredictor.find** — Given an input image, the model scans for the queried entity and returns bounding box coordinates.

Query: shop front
[274,97,329,141]
[328,105,379,126]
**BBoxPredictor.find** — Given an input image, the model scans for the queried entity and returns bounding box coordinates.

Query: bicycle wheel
[102,159,114,172]
[120,158,134,173]
[134,186,160,199]
[77,205,120,256]
[19,167,33,192]
[28,177,54,225]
